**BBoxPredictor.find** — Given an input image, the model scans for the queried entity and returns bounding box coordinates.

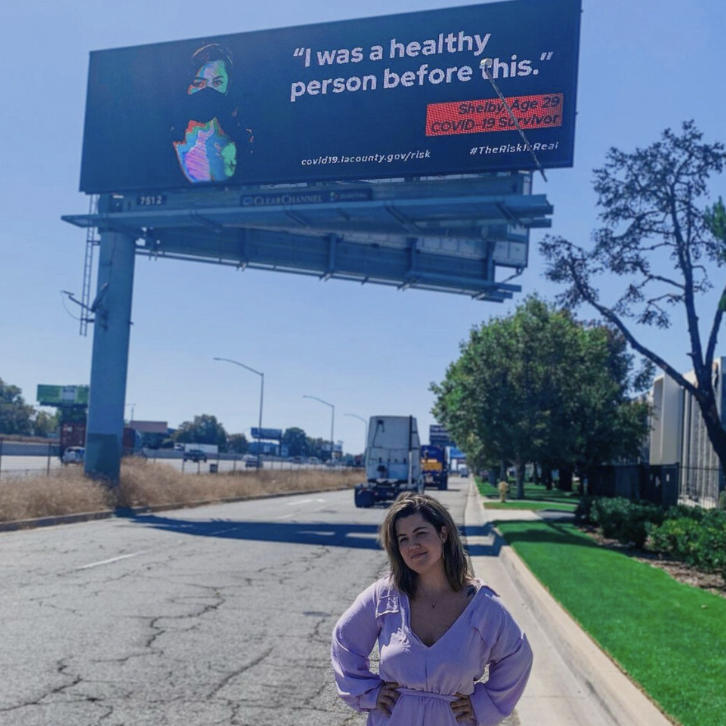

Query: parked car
[183,449,207,463]
[243,455,260,468]
[459,465,469,477]
[62,446,85,464]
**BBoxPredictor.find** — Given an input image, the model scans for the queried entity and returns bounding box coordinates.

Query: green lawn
[496,520,726,726]
[484,500,577,511]
[476,479,579,511]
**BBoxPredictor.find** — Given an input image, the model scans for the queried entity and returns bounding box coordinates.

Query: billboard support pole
[84,215,136,486]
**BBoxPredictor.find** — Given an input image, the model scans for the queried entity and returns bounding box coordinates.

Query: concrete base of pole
[85,432,123,483]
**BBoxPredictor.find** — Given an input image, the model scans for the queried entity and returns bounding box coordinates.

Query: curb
[486,508,673,725]
[0,485,355,533]
[0,510,114,532]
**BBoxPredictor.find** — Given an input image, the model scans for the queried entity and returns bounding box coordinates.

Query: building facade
[649,357,725,507]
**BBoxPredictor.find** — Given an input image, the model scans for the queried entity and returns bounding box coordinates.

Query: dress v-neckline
[403,583,481,649]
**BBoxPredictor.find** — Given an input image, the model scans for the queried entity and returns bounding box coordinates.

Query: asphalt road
[0,484,477,725]
[0,455,64,477]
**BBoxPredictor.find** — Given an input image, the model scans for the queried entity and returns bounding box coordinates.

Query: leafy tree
[282,427,309,457]
[564,326,652,484]
[173,414,227,450]
[227,433,248,454]
[138,431,166,449]
[0,378,34,435]
[430,298,650,498]
[705,196,726,243]
[307,436,331,461]
[32,410,59,437]
[540,121,726,472]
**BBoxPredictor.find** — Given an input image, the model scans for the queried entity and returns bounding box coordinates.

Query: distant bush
[649,514,726,579]
[664,503,707,522]
[589,497,665,548]
[648,517,702,559]
[576,496,726,580]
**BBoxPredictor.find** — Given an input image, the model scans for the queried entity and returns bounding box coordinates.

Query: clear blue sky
[1,0,724,453]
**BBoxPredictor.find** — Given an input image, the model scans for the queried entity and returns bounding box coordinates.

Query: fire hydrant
[497,480,509,502]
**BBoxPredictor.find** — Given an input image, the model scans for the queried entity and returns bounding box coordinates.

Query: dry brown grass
[117,458,361,508]
[0,468,114,522]
[0,459,362,522]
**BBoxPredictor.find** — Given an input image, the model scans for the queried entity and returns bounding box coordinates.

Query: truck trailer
[354,415,423,508]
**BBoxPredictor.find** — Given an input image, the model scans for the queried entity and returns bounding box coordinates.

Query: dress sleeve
[469,595,533,726]
[331,582,383,712]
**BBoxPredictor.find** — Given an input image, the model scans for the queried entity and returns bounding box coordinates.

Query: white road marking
[287,499,313,506]
[207,525,243,536]
[274,513,296,520]
[77,552,145,570]
[315,498,327,503]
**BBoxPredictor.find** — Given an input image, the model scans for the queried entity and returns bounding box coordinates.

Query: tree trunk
[543,466,553,490]
[533,464,542,486]
[558,465,573,492]
[695,393,726,478]
[515,461,525,499]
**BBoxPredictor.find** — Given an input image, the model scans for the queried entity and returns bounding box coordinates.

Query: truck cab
[420,444,448,490]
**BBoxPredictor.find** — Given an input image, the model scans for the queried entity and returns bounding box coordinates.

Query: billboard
[251,427,283,440]
[429,424,453,447]
[80,0,581,193]
[37,385,90,407]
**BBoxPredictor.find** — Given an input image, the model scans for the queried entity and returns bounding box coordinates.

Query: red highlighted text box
[426,93,564,136]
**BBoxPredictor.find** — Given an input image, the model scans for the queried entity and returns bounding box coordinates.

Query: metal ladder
[79,195,99,336]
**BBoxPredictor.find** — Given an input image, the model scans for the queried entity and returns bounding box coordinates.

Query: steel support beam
[84,224,136,485]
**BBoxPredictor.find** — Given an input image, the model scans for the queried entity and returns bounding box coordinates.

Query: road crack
[207,646,274,699]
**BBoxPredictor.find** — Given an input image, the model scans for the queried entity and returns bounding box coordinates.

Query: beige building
[649,357,725,507]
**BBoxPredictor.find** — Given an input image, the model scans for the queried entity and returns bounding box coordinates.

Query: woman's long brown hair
[379,492,472,598]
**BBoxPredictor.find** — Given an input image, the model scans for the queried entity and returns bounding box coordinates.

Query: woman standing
[331,493,532,725]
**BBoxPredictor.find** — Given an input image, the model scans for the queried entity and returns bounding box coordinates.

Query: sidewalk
[463,481,672,726]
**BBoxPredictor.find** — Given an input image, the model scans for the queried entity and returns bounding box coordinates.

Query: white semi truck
[354,415,423,508]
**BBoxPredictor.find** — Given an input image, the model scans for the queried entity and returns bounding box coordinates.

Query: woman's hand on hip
[376,681,400,715]
[450,693,475,722]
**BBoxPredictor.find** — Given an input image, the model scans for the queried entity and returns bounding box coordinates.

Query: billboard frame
[64,172,550,301]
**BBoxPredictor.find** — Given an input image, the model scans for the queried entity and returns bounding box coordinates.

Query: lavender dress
[331,577,532,726]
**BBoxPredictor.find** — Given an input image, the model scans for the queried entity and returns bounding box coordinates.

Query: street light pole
[303,395,335,462]
[213,357,264,470]
[345,413,368,453]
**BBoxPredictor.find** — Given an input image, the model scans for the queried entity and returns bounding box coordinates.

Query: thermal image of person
[172,43,253,183]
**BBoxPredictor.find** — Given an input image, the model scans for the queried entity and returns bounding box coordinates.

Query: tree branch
[645,293,682,308]
[648,274,686,290]
[565,256,700,398]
